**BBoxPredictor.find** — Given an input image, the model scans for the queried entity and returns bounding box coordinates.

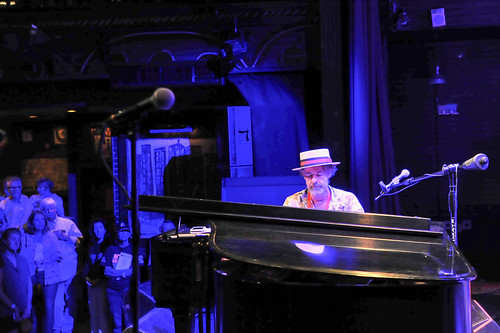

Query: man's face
[5,180,22,199]
[37,184,50,196]
[118,230,131,242]
[4,230,20,253]
[302,166,331,197]
[41,203,57,220]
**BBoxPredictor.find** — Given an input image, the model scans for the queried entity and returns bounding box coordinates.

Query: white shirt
[49,216,83,282]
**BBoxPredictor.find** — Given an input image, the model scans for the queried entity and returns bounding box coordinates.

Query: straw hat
[292,148,340,171]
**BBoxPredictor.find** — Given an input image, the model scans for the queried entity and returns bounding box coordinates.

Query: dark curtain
[229,73,309,176]
[349,0,400,214]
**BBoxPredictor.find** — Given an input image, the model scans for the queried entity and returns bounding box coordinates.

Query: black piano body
[142,195,476,333]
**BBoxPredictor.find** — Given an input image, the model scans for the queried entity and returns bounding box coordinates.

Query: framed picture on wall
[21,158,68,192]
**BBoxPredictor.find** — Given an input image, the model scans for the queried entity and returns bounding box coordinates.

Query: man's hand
[12,305,21,322]
[22,304,32,320]
[104,266,117,278]
[53,229,68,241]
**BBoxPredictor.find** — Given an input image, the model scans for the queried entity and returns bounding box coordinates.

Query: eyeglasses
[6,186,21,190]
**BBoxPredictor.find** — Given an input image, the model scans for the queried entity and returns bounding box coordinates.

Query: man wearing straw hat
[283,148,364,213]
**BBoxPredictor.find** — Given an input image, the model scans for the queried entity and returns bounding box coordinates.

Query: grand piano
[141,195,478,333]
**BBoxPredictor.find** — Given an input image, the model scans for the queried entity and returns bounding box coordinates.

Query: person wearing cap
[284,148,364,213]
[102,222,134,333]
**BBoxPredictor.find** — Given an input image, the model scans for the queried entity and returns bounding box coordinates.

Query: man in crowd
[283,148,364,213]
[0,176,32,229]
[40,197,83,333]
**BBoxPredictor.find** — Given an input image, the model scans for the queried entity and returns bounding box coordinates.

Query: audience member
[0,207,7,236]
[30,178,65,217]
[102,222,134,333]
[0,176,33,229]
[0,228,33,333]
[20,210,62,333]
[83,218,113,333]
[0,183,7,202]
[40,198,83,333]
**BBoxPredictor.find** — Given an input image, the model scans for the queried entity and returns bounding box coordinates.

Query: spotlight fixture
[218,36,248,75]
[220,38,248,62]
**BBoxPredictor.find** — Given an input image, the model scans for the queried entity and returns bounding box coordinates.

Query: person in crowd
[0,182,7,202]
[0,207,7,236]
[40,198,82,333]
[83,217,113,333]
[20,210,62,333]
[30,178,65,217]
[102,222,134,333]
[0,176,33,229]
[283,148,364,212]
[0,228,33,333]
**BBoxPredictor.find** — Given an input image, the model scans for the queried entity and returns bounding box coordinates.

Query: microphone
[108,87,175,125]
[383,169,410,192]
[460,153,489,171]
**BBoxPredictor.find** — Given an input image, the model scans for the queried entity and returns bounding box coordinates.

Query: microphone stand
[99,119,141,333]
[376,163,460,245]
[445,164,459,246]
[128,123,141,333]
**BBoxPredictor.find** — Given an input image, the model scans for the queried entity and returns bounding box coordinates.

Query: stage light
[220,38,248,61]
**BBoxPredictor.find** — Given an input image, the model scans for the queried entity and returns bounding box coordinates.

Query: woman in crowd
[84,217,113,333]
[30,178,65,217]
[0,228,33,333]
[20,210,61,333]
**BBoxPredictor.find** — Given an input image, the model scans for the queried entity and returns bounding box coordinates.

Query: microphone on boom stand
[376,169,411,200]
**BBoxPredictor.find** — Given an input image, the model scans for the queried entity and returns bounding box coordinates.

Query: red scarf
[306,189,331,209]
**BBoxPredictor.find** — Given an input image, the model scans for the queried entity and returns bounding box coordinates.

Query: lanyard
[306,189,331,209]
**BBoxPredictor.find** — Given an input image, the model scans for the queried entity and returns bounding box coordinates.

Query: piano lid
[139,195,434,233]
[140,195,476,281]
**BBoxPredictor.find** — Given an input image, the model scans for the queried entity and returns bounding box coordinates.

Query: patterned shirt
[20,231,62,285]
[283,185,364,213]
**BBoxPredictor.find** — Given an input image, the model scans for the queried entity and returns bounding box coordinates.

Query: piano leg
[170,307,191,333]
